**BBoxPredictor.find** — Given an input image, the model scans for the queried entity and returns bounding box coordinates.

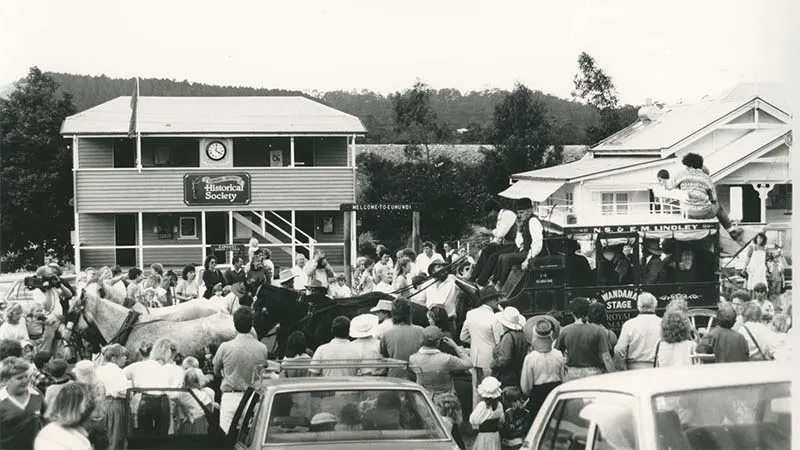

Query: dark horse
[250,279,479,356]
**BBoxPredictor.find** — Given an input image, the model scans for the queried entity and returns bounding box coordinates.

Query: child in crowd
[26,305,47,344]
[174,368,218,434]
[30,351,52,395]
[330,274,353,299]
[469,377,504,450]
[500,386,530,450]
[182,356,200,370]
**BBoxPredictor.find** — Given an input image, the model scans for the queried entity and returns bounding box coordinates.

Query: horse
[250,270,481,356]
[69,285,238,361]
[250,284,433,355]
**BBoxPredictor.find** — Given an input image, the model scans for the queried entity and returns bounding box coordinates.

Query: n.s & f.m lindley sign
[184,173,251,205]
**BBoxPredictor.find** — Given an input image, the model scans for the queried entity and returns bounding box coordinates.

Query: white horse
[73,286,237,360]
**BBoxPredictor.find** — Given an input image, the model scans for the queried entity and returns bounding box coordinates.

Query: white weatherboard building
[501,83,792,253]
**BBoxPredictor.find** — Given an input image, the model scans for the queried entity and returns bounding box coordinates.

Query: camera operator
[304,249,336,294]
[27,265,73,353]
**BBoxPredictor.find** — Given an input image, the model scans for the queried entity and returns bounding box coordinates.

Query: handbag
[653,340,662,368]
[742,325,774,361]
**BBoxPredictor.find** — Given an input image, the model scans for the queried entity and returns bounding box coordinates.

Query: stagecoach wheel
[686,309,717,341]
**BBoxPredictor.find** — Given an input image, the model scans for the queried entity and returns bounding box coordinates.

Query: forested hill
[46,72,617,144]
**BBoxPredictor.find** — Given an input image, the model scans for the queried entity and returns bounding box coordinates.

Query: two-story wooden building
[500,82,792,253]
[61,96,366,273]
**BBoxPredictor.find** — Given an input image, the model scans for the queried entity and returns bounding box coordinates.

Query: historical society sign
[184,173,251,205]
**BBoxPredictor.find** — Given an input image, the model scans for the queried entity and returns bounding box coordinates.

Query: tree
[481,83,561,196]
[0,67,76,269]
[571,52,636,144]
[572,52,619,110]
[390,80,448,165]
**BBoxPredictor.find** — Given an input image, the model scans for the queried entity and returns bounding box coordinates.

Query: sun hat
[370,299,393,313]
[277,269,297,285]
[532,319,555,352]
[477,376,502,399]
[523,315,561,345]
[478,285,505,304]
[310,412,339,426]
[350,314,379,339]
[495,306,525,331]
[72,359,96,382]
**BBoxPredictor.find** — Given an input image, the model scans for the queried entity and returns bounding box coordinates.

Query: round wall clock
[206,140,227,161]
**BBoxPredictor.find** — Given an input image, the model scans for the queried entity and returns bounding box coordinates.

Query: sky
[1,0,795,106]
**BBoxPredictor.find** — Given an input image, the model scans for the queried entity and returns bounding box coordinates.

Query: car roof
[257,376,424,392]
[557,362,790,397]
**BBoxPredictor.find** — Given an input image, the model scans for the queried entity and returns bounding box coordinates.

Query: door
[115,214,136,267]
[206,212,228,262]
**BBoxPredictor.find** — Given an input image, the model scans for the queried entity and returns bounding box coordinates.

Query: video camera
[23,275,62,292]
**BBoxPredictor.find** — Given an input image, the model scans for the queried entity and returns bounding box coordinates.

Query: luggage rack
[253,358,410,384]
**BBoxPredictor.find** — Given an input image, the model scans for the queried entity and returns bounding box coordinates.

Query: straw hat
[370,299,393,313]
[477,376,502,399]
[523,315,561,345]
[531,319,555,352]
[310,412,339,426]
[495,306,525,331]
[350,314,379,339]
[277,269,296,285]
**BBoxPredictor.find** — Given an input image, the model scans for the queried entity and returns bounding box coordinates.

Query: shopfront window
[179,217,197,239]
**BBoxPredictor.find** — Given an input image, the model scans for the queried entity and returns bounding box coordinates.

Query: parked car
[123,360,459,450]
[522,362,790,450]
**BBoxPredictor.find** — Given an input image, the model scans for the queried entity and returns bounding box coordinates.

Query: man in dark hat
[460,285,504,408]
[494,198,545,291]
[469,198,519,286]
[640,238,666,285]
[564,238,592,287]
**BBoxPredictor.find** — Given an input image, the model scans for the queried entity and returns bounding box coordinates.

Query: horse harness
[64,288,142,357]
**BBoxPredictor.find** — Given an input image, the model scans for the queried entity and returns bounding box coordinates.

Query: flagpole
[135,78,142,173]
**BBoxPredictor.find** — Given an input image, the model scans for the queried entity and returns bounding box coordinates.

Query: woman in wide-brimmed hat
[520,319,564,421]
[469,376,504,450]
[491,307,527,387]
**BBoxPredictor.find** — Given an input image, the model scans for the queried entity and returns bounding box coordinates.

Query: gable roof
[61,96,367,135]
[705,128,791,180]
[591,82,790,153]
[512,155,656,181]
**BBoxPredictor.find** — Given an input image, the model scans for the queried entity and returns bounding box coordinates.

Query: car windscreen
[652,381,790,450]
[265,389,449,444]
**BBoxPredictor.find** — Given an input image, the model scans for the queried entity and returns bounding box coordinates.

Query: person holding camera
[28,265,73,354]
[304,249,336,293]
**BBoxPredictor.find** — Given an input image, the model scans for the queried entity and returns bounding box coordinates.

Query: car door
[527,392,639,450]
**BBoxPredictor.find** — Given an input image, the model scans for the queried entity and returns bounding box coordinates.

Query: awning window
[499,179,565,202]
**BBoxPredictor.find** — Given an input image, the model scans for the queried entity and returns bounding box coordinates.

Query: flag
[128,78,139,138]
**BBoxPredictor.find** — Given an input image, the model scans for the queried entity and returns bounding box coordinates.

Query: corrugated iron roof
[592,82,790,152]
[512,156,656,181]
[61,96,367,135]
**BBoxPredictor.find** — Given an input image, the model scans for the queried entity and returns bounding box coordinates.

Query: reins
[261,255,474,339]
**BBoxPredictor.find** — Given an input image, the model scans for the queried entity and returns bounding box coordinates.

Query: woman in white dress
[744,233,769,292]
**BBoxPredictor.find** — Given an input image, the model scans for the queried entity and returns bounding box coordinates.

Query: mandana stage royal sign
[184,173,251,205]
